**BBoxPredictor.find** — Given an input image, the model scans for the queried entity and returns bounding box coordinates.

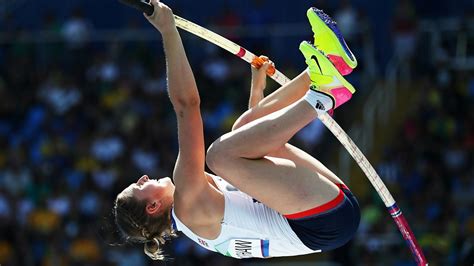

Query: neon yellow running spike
[307,7,357,76]
[299,41,355,109]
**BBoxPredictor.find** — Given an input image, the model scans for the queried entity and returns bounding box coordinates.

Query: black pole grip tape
[119,0,154,16]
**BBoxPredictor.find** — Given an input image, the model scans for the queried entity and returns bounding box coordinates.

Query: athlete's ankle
[303,89,334,114]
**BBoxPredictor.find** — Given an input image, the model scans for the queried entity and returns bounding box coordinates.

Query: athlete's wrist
[250,83,265,92]
[160,27,179,37]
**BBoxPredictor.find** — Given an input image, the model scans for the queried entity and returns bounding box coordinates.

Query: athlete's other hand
[145,0,176,35]
[251,56,274,92]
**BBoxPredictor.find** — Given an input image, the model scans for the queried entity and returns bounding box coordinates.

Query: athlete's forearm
[144,1,200,109]
[248,83,265,109]
[248,60,270,109]
[162,29,201,110]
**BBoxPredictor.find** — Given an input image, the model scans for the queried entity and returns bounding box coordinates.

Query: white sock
[303,88,334,113]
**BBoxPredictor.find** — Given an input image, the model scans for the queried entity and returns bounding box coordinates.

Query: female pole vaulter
[112,0,360,260]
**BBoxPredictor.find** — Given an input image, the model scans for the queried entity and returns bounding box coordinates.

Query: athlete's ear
[146,201,162,215]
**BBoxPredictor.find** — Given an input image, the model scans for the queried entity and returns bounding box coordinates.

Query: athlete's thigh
[216,156,340,215]
[269,143,346,186]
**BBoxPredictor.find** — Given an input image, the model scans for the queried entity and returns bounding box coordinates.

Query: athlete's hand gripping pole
[118,1,428,264]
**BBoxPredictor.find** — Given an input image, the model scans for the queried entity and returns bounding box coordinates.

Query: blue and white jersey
[171,174,317,259]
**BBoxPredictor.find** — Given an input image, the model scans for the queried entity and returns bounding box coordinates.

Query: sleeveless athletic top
[171,174,317,259]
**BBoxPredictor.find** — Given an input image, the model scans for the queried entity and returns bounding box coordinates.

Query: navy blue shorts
[285,184,360,252]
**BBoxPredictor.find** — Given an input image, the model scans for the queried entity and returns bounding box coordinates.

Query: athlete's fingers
[261,61,271,70]
[252,55,271,69]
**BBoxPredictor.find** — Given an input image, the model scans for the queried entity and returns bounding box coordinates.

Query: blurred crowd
[0,0,473,265]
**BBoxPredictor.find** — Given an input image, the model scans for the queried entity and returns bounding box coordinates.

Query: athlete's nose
[137,175,149,185]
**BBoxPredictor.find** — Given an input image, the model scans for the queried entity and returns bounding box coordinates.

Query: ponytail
[114,191,176,260]
[142,230,171,260]
[144,237,163,260]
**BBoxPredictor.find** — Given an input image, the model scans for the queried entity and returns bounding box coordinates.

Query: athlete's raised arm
[248,57,273,109]
[145,1,207,197]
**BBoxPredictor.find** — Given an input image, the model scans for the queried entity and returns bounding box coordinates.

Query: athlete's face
[123,175,175,211]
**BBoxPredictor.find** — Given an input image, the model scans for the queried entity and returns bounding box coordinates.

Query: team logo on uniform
[198,238,209,247]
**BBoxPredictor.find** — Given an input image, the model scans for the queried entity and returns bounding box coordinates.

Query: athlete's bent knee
[206,140,227,172]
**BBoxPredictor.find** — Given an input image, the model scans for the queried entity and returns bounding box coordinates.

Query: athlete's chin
[158,177,173,184]
[155,177,174,193]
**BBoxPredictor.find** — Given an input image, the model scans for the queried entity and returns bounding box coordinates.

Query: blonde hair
[114,190,176,260]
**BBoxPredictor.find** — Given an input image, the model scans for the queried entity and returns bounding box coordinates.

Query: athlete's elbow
[171,95,201,109]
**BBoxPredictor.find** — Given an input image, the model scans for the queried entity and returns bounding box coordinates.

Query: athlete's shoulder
[173,191,224,240]
[173,182,224,225]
